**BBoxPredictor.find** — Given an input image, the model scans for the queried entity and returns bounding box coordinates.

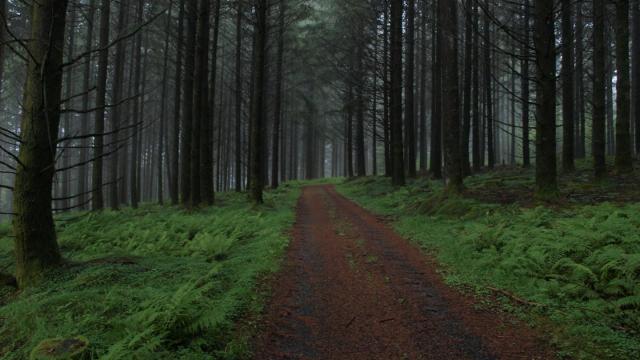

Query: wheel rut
[254,185,553,360]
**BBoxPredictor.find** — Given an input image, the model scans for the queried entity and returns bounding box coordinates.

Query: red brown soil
[254,185,554,360]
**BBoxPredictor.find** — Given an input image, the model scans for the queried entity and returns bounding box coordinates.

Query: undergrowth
[0,186,299,360]
[338,175,640,360]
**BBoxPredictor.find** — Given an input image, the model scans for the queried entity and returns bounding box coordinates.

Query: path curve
[254,185,553,360]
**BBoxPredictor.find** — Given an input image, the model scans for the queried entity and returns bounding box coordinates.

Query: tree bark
[404,0,416,178]
[191,0,210,206]
[249,0,267,203]
[522,0,531,168]
[430,2,442,179]
[390,0,405,186]
[462,0,473,176]
[633,0,640,156]
[484,10,494,169]
[472,0,481,171]
[593,0,607,179]
[180,0,197,204]
[615,0,633,172]
[561,0,574,172]
[234,0,243,192]
[13,0,69,288]
[170,0,185,205]
[534,0,558,196]
[271,0,285,188]
[79,0,96,210]
[92,0,111,211]
[440,0,462,192]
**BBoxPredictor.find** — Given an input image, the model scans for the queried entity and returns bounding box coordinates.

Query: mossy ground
[0,186,300,359]
[337,164,640,360]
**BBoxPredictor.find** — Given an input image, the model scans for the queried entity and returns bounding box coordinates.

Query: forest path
[254,185,552,360]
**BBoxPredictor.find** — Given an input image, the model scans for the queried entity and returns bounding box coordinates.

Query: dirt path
[254,185,553,360]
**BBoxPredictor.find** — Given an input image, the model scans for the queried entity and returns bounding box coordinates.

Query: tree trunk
[633,0,640,156]
[79,0,96,210]
[575,2,586,159]
[192,0,210,206]
[92,0,110,211]
[419,0,428,172]
[561,0,575,172]
[390,0,405,186]
[130,0,144,209]
[593,0,607,179]
[462,0,472,176]
[615,0,633,172]
[181,0,197,204]
[158,4,174,206]
[271,0,285,189]
[430,2,442,179]
[484,10,494,169]
[404,0,416,178]
[440,0,462,192]
[170,0,185,205]
[522,0,531,168]
[472,0,481,171]
[249,0,267,204]
[205,0,221,204]
[234,0,243,192]
[534,0,558,196]
[356,45,366,177]
[13,0,69,288]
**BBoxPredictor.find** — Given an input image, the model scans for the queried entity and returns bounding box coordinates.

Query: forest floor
[335,164,640,360]
[254,185,553,360]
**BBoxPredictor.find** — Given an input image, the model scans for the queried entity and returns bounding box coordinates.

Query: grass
[0,185,300,360]
[337,172,640,360]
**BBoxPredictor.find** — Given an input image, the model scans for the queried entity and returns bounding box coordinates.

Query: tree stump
[30,337,89,360]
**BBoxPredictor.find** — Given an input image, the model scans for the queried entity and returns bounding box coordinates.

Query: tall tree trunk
[191,0,210,206]
[171,0,185,205]
[561,0,575,172]
[419,0,428,172]
[13,0,69,288]
[234,0,243,192]
[346,74,354,178]
[430,2,442,179]
[205,0,221,204]
[631,1,640,156]
[61,7,77,211]
[130,0,144,209]
[109,0,129,210]
[593,0,607,179]
[158,4,173,206]
[534,0,558,196]
[462,0,472,176]
[356,45,366,177]
[615,0,633,172]
[634,0,640,156]
[472,0,481,171]
[404,0,416,178]
[249,0,267,203]
[271,0,285,189]
[440,0,462,192]
[383,4,391,177]
[390,0,405,186]
[522,0,531,168]
[79,0,96,209]
[484,10,494,169]
[92,0,111,211]
[180,0,197,204]
[575,1,586,159]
